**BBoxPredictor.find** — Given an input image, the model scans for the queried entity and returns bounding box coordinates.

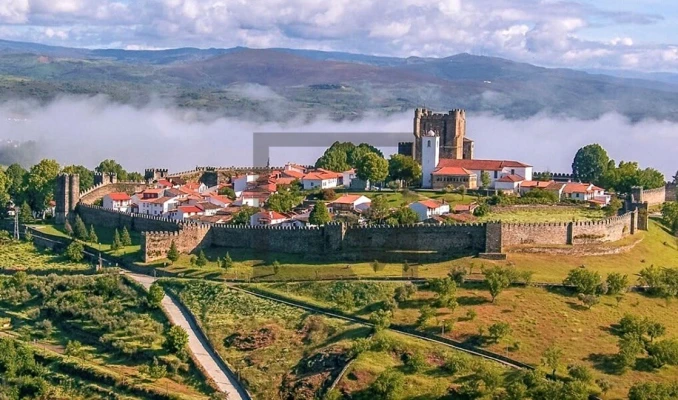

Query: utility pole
[13,206,20,240]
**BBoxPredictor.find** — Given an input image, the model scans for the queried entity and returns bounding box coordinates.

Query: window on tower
[427,140,431,148]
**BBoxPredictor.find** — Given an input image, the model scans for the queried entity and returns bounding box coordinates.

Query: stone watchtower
[94,172,117,186]
[55,174,80,224]
[400,108,474,163]
[144,168,168,182]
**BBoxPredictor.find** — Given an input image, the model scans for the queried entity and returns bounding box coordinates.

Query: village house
[519,180,555,195]
[233,173,260,196]
[561,183,610,204]
[207,193,233,208]
[176,205,204,220]
[494,174,524,193]
[419,131,532,189]
[328,194,372,213]
[250,210,289,226]
[301,171,339,190]
[431,166,478,189]
[140,196,177,216]
[103,192,132,212]
[234,191,270,207]
[409,199,451,222]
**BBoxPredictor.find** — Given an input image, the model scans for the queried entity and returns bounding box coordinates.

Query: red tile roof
[282,170,305,179]
[303,172,337,180]
[497,174,524,183]
[151,196,175,204]
[329,194,370,205]
[209,194,232,204]
[179,205,202,213]
[563,183,603,194]
[432,166,474,176]
[521,180,554,188]
[254,211,287,221]
[106,192,131,201]
[417,200,445,209]
[437,159,531,170]
[143,188,164,194]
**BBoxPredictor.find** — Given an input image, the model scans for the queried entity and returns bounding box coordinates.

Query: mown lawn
[477,206,606,223]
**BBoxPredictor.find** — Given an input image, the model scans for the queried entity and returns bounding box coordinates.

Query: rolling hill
[1,39,678,121]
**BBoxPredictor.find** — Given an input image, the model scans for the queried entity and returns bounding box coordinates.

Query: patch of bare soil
[224,325,279,351]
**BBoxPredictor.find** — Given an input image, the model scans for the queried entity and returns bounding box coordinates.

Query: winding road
[125,273,250,400]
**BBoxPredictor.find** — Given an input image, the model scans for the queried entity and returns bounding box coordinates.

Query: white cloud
[1,0,677,71]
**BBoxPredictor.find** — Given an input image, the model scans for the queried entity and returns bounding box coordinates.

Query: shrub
[195,250,208,267]
[647,339,678,368]
[606,272,629,295]
[121,227,132,246]
[417,305,435,328]
[371,260,385,273]
[65,241,84,262]
[628,381,678,400]
[320,189,337,200]
[488,322,512,343]
[563,268,602,295]
[165,326,189,353]
[88,225,98,244]
[577,293,600,309]
[147,283,164,308]
[466,309,477,321]
[370,369,404,400]
[221,252,233,269]
[167,240,179,263]
[403,351,427,373]
[369,309,391,332]
[73,215,88,240]
[568,364,593,383]
[473,203,490,217]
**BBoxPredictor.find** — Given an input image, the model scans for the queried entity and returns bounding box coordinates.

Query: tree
[488,322,512,343]
[572,144,610,185]
[417,305,435,327]
[221,252,233,269]
[404,351,427,373]
[65,340,84,357]
[542,346,563,379]
[628,382,678,400]
[147,283,164,308]
[120,227,132,246]
[5,163,27,200]
[603,197,623,217]
[388,154,422,187]
[369,309,391,332]
[65,241,84,262]
[484,266,512,303]
[73,215,88,241]
[231,205,258,225]
[366,195,390,222]
[370,369,404,400]
[661,202,678,233]
[392,207,419,225]
[315,147,351,172]
[88,225,98,244]
[95,159,128,181]
[428,277,457,309]
[394,284,416,303]
[617,333,644,371]
[195,250,208,267]
[480,171,491,188]
[309,202,331,225]
[647,339,678,368]
[165,326,189,353]
[0,169,9,216]
[18,201,34,224]
[647,322,667,343]
[568,364,593,383]
[25,159,60,211]
[563,268,602,295]
[578,293,600,309]
[320,189,337,200]
[167,240,180,263]
[267,190,304,213]
[356,152,388,183]
[272,260,281,275]
[62,165,95,191]
[111,229,122,250]
[606,272,629,295]
[217,186,236,199]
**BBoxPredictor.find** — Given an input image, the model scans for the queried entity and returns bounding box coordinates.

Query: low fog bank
[0,96,676,177]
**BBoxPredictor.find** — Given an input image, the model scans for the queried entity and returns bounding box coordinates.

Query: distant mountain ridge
[1,39,678,122]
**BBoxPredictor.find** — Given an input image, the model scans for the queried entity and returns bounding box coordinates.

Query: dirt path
[125,273,250,400]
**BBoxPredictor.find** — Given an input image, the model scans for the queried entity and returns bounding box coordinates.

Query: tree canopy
[315,142,384,172]
[388,154,421,186]
[572,144,610,185]
[309,202,331,225]
[24,159,60,211]
[356,152,389,183]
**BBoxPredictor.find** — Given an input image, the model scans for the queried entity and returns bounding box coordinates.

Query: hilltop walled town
[46,109,674,263]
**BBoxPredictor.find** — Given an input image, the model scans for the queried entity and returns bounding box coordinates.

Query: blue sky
[1,0,678,71]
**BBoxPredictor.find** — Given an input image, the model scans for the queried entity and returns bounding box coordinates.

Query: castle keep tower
[55,173,80,224]
[399,108,474,163]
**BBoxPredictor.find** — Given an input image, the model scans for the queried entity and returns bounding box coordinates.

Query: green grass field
[477,206,607,223]
[0,239,91,272]
[247,280,678,399]
[161,279,369,399]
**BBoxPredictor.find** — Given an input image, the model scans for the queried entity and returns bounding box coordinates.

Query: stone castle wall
[501,211,636,248]
[142,225,211,261]
[78,204,181,233]
[341,224,486,253]
[667,183,677,202]
[640,186,667,207]
[79,182,148,205]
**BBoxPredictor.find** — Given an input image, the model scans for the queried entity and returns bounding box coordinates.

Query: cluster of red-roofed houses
[100,163,376,226]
